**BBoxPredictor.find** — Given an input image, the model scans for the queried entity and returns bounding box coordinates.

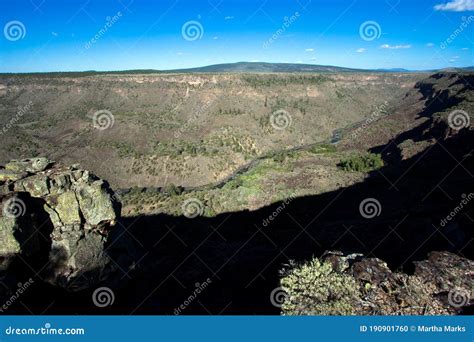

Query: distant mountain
[1,62,472,76]
[375,68,412,72]
[169,62,364,73]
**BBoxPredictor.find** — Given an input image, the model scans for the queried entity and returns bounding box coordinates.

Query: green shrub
[338,153,384,172]
[309,144,337,154]
[163,183,184,196]
[280,258,360,315]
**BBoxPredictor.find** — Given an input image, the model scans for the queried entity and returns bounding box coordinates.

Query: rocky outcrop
[280,251,473,315]
[0,158,120,291]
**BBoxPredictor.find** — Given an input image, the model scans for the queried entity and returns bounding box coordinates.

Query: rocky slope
[0,158,120,292]
[280,251,473,315]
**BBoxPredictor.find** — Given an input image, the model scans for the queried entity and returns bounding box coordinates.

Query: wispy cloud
[224,16,234,20]
[434,0,474,11]
[380,44,411,49]
[305,48,314,52]
[426,43,434,47]
[462,47,470,50]
[356,48,366,53]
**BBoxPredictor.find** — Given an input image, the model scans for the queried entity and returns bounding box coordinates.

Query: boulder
[0,158,120,291]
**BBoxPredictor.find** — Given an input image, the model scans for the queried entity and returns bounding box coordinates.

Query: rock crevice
[0,158,120,291]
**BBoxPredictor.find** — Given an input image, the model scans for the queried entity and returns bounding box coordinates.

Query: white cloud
[296,60,303,63]
[426,43,434,47]
[213,36,218,40]
[356,48,366,53]
[462,47,470,50]
[224,16,234,20]
[305,48,314,52]
[434,0,474,11]
[310,57,317,61]
[380,44,411,49]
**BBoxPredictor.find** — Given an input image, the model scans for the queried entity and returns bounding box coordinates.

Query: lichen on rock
[279,251,473,315]
[0,158,121,291]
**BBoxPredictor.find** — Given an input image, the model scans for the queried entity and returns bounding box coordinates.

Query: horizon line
[0,61,472,75]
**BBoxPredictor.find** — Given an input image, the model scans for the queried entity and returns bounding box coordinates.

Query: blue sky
[0,0,473,72]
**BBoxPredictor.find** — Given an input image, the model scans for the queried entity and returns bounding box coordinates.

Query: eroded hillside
[0,73,422,189]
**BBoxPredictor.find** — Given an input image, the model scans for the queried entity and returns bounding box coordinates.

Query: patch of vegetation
[309,144,337,154]
[338,153,384,172]
[243,74,330,87]
[216,108,245,116]
[163,183,184,196]
[280,258,360,315]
